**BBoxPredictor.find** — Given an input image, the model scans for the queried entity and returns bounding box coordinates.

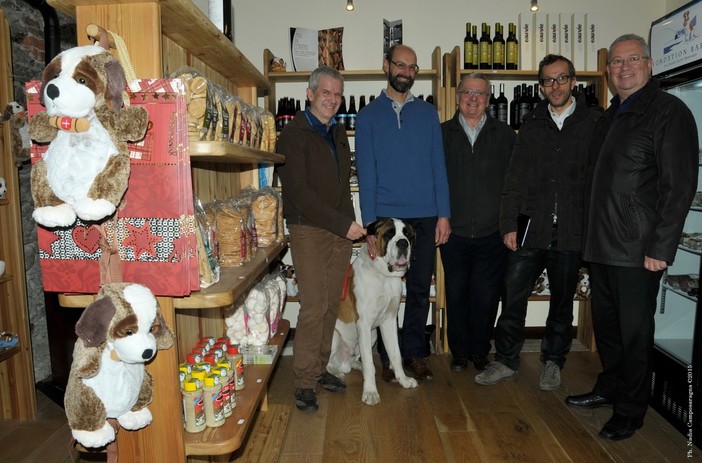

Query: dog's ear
[366,220,379,236]
[75,296,117,348]
[104,58,127,113]
[39,57,62,107]
[153,311,175,350]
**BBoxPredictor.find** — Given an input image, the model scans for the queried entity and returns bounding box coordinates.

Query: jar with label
[203,374,225,427]
[228,344,245,391]
[182,378,206,433]
[213,364,233,417]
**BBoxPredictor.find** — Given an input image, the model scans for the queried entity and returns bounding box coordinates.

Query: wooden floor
[1,349,699,462]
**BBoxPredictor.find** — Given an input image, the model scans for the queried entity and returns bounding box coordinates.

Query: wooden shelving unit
[46,1,287,461]
[0,9,35,421]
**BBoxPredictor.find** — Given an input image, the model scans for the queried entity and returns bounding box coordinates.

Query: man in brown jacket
[276,66,366,412]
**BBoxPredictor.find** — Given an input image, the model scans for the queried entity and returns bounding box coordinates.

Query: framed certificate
[650,0,702,78]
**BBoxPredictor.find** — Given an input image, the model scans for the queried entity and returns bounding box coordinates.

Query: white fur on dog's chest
[82,349,143,417]
[45,121,117,202]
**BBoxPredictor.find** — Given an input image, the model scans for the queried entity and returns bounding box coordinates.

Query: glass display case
[649,2,702,445]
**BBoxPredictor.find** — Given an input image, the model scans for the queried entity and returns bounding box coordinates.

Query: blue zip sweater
[355,91,451,225]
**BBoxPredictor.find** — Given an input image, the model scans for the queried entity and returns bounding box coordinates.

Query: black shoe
[317,371,346,392]
[471,355,490,371]
[451,355,468,372]
[565,392,613,409]
[382,363,398,383]
[295,388,318,412]
[598,414,643,441]
[404,357,434,381]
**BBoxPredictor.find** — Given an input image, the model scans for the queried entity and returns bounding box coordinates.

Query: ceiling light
[346,0,354,11]
[530,0,539,12]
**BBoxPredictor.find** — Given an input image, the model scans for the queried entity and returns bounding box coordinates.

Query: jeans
[440,231,507,359]
[590,263,663,419]
[494,243,581,370]
[378,217,437,364]
[289,224,352,389]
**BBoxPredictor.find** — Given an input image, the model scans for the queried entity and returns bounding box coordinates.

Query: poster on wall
[290,27,345,71]
[650,0,702,78]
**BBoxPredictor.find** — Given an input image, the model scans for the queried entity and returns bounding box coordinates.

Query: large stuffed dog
[28,44,149,228]
[64,283,174,448]
[327,218,418,405]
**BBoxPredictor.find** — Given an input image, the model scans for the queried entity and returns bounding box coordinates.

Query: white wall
[233,0,668,75]
[231,0,672,330]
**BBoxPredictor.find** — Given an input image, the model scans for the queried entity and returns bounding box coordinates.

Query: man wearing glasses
[356,44,451,382]
[475,55,607,392]
[440,74,515,373]
[567,34,698,441]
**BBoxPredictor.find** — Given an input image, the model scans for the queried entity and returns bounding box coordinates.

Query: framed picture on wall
[650,0,702,78]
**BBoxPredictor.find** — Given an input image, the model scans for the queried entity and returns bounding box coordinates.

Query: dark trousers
[494,246,581,370]
[288,224,352,389]
[378,217,437,364]
[440,231,507,358]
[590,263,663,420]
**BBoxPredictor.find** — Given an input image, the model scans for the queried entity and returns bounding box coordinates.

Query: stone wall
[0,0,75,382]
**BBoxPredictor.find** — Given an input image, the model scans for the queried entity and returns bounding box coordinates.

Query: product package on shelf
[26,78,199,296]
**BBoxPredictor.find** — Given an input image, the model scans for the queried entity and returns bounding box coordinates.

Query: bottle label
[480,42,492,64]
[464,44,473,66]
[493,43,504,65]
[497,103,508,123]
[507,42,518,65]
[347,114,357,130]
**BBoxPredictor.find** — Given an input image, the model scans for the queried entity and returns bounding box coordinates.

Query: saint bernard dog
[327,218,418,405]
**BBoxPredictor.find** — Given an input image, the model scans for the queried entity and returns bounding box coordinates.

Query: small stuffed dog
[28,44,149,227]
[64,283,174,448]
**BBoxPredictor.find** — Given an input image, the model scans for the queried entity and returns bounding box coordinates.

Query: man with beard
[356,44,451,382]
[475,54,607,391]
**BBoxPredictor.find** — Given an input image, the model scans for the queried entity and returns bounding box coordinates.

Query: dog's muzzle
[389,238,410,272]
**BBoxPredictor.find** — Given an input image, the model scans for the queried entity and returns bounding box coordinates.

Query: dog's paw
[33,204,76,228]
[118,407,153,430]
[361,388,381,406]
[350,358,363,371]
[398,376,418,389]
[74,198,116,222]
[72,422,115,448]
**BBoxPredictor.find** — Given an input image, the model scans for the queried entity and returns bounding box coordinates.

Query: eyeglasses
[608,55,649,67]
[457,89,489,98]
[540,75,572,87]
[390,60,420,73]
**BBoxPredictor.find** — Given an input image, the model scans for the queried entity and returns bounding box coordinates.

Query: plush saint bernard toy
[28,44,149,228]
[64,283,174,448]
[327,218,418,405]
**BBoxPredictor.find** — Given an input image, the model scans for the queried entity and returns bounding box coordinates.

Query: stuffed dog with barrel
[28,43,148,228]
[64,283,174,448]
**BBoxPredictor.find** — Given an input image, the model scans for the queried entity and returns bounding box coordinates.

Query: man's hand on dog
[347,221,367,241]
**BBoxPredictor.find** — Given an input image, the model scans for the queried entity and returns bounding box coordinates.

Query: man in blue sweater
[356,44,451,381]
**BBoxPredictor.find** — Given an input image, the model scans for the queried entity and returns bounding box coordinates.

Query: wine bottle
[275,98,284,132]
[519,84,532,125]
[295,99,301,112]
[488,85,497,119]
[358,95,366,112]
[468,25,478,70]
[492,23,505,70]
[532,83,541,110]
[464,22,474,70]
[369,94,375,103]
[510,85,521,130]
[347,95,357,130]
[479,23,493,70]
[496,83,508,124]
[506,23,519,70]
[587,84,600,108]
[336,96,347,128]
[426,95,434,106]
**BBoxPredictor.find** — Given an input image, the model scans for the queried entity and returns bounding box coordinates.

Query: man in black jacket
[475,55,607,391]
[440,73,515,372]
[566,34,698,441]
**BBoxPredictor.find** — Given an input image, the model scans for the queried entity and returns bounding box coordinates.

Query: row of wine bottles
[274,94,435,132]
[464,21,519,70]
[488,82,600,130]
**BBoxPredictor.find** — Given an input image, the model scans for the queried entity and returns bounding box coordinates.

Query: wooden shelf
[457,69,605,80]
[47,0,268,89]
[0,344,19,363]
[184,319,289,456]
[174,240,287,309]
[59,239,288,310]
[267,68,439,82]
[190,141,284,165]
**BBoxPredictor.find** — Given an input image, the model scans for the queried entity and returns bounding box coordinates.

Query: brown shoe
[404,357,433,381]
[382,363,398,383]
